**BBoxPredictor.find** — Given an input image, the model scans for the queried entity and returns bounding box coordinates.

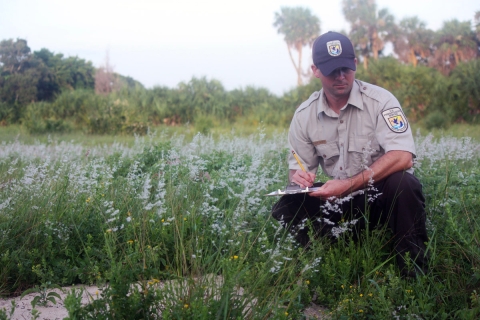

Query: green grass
[1,127,480,319]
[0,123,284,146]
[412,123,480,141]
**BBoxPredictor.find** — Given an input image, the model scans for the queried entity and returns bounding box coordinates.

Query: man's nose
[333,69,346,79]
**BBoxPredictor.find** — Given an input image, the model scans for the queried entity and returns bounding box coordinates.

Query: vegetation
[0,3,480,317]
[0,56,478,136]
[0,130,479,319]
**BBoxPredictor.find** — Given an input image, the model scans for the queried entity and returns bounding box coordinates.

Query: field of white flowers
[1,130,479,319]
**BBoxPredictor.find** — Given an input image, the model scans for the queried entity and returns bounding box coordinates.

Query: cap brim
[318,58,356,76]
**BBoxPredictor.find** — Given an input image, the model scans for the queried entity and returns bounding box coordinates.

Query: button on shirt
[288,80,416,179]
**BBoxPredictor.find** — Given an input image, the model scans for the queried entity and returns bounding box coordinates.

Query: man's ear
[311,65,321,78]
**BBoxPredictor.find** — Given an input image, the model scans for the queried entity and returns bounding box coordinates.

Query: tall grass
[1,129,479,318]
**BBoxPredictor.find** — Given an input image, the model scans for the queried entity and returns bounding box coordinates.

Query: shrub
[424,110,450,130]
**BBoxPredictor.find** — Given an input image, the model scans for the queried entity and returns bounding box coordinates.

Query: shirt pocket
[315,142,339,177]
[348,136,380,170]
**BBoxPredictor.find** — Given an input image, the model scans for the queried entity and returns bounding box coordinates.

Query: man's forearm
[349,150,413,191]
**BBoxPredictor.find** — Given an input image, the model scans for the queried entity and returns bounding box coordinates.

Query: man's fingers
[300,171,315,185]
[292,170,314,187]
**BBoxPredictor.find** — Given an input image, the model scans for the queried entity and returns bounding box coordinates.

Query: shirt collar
[317,80,364,117]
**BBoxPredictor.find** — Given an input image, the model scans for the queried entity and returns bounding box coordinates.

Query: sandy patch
[0,284,329,320]
[0,285,100,320]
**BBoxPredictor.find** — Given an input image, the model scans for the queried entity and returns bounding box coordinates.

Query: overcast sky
[1,0,478,95]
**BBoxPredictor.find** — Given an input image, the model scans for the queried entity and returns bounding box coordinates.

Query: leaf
[31,296,41,308]
[20,287,39,299]
[47,297,57,305]
[48,292,62,300]
[50,284,65,293]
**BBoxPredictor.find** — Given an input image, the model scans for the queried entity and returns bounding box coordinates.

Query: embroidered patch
[382,107,408,133]
[326,40,342,56]
[313,140,327,146]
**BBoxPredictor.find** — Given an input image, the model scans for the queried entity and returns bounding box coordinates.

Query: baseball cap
[312,31,356,76]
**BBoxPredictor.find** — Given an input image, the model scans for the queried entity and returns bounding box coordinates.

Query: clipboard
[265,182,322,196]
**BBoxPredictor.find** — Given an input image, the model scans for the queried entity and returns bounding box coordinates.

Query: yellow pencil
[291,150,306,172]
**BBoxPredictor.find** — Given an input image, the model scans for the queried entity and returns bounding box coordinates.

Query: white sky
[1,0,478,95]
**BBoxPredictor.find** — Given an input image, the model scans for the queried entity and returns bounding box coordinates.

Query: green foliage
[449,59,480,123]
[0,101,12,123]
[33,48,95,94]
[20,282,63,308]
[12,57,480,135]
[23,102,73,134]
[1,37,479,132]
[194,114,215,135]
[1,132,480,318]
[22,90,149,135]
[354,57,480,129]
[342,0,396,62]
[0,39,96,125]
[0,301,15,320]
[425,110,449,130]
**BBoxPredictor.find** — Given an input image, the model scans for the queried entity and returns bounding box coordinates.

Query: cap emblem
[326,40,342,56]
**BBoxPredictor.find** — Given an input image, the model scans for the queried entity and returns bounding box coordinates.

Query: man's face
[312,59,357,100]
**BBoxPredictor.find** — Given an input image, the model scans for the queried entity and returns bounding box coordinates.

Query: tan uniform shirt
[288,80,415,179]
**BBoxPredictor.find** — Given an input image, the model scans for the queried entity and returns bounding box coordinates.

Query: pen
[291,150,306,172]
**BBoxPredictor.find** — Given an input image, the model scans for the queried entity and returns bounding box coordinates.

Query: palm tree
[342,0,395,69]
[432,19,478,74]
[392,16,434,67]
[273,7,320,86]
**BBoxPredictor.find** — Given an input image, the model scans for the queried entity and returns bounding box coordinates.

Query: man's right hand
[289,169,315,188]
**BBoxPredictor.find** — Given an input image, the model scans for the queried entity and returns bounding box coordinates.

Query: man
[272,31,428,276]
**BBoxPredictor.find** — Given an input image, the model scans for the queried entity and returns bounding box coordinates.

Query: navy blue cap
[312,31,356,76]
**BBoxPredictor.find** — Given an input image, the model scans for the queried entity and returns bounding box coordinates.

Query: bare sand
[0,284,328,319]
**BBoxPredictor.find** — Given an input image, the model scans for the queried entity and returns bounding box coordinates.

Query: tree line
[0,39,141,125]
[274,1,480,85]
[0,1,479,134]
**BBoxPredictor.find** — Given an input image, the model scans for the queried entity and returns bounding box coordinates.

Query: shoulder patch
[382,107,408,133]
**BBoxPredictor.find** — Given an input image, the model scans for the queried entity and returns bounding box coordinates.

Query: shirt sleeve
[287,112,320,173]
[375,95,416,156]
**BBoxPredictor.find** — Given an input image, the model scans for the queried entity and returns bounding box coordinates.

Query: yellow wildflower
[305,280,310,285]
[127,240,134,244]
[184,304,189,309]
[360,294,363,297]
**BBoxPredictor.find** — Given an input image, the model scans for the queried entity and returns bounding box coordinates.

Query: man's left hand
[309,179,354,199]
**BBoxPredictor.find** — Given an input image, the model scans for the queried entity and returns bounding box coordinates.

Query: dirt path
[0,285,328,319]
